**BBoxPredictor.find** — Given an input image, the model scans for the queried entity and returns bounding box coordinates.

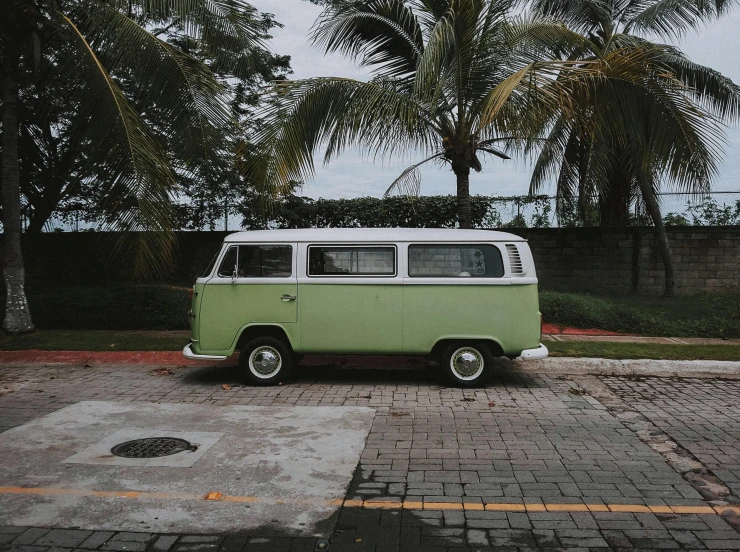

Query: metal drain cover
[111,437,196,458]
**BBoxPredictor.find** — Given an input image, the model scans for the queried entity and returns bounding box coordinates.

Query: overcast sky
[250,0,740,199]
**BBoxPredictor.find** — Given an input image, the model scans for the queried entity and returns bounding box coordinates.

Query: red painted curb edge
[0,350,236,366]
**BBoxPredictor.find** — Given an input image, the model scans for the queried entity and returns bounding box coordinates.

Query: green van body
[186,229,545,361]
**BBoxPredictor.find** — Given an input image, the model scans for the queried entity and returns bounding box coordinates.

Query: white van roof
[224,228,526,243]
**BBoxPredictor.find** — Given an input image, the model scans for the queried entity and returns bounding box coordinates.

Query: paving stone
[100,542,148,552]
[150,536,179,552]
[78,532,115,550]
[108,534,153,544]
[12,529,51,546]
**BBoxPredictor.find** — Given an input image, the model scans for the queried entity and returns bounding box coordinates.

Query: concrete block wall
[409,247,464,276]
[515,226,740,295]
[7,226,739,295]
[321,248,395,274]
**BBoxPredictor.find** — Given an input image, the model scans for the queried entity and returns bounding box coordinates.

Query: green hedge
[6,284,739,337]
[3,285,191,331]
[239,195,552,229]
[540,290,740,338]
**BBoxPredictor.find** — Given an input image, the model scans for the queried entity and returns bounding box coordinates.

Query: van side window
[217,245,293,278]
[408,244,504,278]
[308,246,396,276]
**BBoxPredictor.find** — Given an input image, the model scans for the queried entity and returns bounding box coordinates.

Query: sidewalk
[541,323,740,345]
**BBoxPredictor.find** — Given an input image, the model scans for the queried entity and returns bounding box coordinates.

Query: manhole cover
[111,437,196,458]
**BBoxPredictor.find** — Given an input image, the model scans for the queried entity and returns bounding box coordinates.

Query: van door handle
[280,294,296,302]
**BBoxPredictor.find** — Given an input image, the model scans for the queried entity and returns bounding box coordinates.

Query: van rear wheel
[240,337,292,386]
[440,342,493,387]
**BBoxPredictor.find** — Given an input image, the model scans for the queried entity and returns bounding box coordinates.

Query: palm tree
[1,0,268,332]
[251,0,612,229]
[527,0,740,296]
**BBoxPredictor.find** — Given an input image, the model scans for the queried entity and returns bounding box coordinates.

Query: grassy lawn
[0,330,189,351]
[547,341,740,361]
[540,290,740,338]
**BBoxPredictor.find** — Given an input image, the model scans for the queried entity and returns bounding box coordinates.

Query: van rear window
[308,246,396,276]
[408,244,504,278]
[217,245,292,278]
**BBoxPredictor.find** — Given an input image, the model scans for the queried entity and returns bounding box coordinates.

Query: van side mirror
[232,263,238,282]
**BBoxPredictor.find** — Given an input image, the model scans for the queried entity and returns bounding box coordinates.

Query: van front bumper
[183,343,227,361]
[520,344,549,360]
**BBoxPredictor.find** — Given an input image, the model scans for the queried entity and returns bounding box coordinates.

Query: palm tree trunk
[1,72,35,333]
[455,167,472,229]
[637,176,675,297]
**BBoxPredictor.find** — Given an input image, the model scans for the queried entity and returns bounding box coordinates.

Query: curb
[0,351,738,377]
[500,357,740,377]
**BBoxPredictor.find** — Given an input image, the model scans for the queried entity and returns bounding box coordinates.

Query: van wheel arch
[236,325,294,353]
[430,339,504,362]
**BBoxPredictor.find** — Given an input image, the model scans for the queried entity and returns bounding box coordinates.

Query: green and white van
[184,229,547,387]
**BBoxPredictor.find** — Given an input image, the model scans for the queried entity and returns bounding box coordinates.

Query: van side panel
[298,284,402,353]
[196,282,298,354]
[503,284,542,354]
[402,285,510,354]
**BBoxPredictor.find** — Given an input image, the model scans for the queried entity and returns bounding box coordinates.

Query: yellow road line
[1,487,738,516]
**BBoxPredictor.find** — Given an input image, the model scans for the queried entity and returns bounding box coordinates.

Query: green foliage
[540,290,740,338]
[528,0,740,226]
[238,194,554,229]
[686,198,740,226]
[2,0,286,277]
[0,285,191,331]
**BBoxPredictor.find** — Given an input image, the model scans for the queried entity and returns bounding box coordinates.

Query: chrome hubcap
[451,348,483,379]
[249,346,282,377]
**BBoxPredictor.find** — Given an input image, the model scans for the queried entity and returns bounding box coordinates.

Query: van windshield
[200,250,220,278]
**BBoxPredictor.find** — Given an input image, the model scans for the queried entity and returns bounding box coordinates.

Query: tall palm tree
[251,0,613,229]
[1,0,268,332]
[527,0,740,296]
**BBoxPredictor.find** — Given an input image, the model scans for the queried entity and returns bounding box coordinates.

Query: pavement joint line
[3,487,737,516]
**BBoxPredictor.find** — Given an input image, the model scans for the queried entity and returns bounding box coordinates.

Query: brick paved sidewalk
[1,362,739,551]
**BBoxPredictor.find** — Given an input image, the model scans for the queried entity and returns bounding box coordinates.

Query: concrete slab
[0,401,375,536]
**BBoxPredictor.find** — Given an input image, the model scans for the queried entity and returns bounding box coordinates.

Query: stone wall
[515,226,740,295]
[5,226,739,295]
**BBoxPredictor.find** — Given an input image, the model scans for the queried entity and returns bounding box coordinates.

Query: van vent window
[506,244,524,275]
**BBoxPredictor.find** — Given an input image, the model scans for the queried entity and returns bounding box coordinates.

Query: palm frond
[625,0,732,38]
[657,47,740,120]
[52,11,175,278]
[104,0,268,77]
[384,153,445,197]
[247,77,438,194]
[73,2,233,172]
[311,0,424,81]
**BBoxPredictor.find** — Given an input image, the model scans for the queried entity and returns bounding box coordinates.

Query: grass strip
[0,330,189,352]
[547,341,740,361]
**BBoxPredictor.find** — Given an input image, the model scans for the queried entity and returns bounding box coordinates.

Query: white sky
[251,0,740,199]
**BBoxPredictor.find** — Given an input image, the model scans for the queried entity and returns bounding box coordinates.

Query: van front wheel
[440,342,492,387]
[240,337,292,386]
